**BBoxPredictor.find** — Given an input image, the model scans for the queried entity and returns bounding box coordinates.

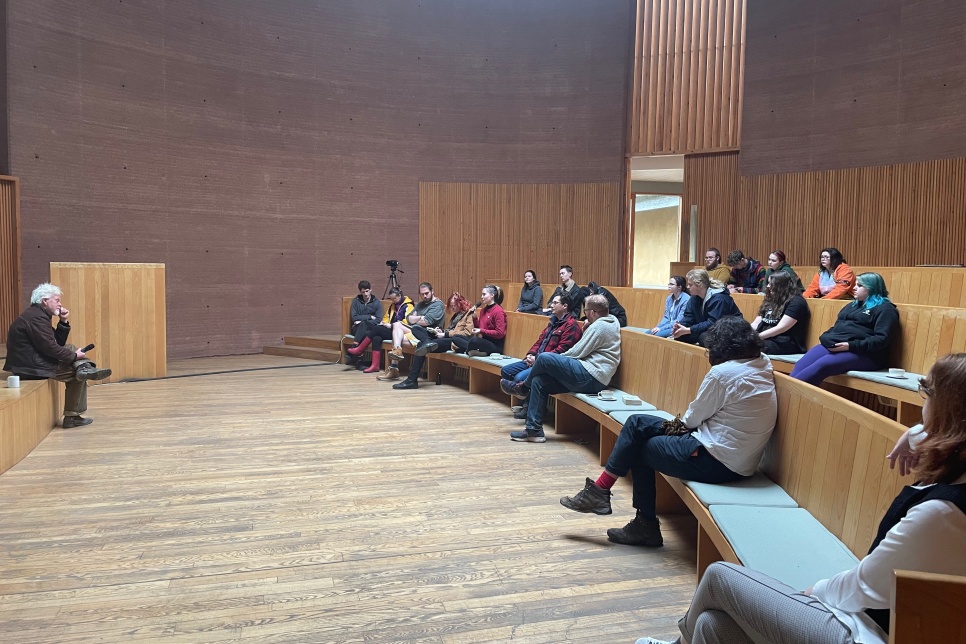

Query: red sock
[595,471,618,490]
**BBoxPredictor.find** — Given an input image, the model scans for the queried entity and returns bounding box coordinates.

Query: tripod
[383,267,403,298]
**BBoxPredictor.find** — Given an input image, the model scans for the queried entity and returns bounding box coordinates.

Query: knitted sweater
[561,314,621,385]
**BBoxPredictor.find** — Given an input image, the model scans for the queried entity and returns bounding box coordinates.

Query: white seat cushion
[844,369,922,393]
[767,353,805,364]
[710,505,860,591]
[608,409,675,425]
[685,472,798,508]
[573,390,657,413]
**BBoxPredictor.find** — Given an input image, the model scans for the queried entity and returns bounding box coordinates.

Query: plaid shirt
[529,313,582,355]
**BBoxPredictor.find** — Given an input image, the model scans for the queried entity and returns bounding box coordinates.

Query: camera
[386,260,399,269]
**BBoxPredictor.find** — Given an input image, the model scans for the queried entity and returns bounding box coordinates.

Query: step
[263,345,342,362]
[282,334,346,350]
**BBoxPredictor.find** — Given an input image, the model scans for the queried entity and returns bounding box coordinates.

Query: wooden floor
[0,355,697,643]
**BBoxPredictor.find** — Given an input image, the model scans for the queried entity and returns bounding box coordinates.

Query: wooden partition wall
[48,263,166,382]
[0,176,21,345]
[683,152,966,266]
[419,183,622,306]
[631,0,746,155]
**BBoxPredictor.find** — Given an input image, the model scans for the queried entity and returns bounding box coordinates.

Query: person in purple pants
[790,273,899,386]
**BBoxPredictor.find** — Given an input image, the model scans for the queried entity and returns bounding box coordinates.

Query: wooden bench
[0,378,60,476]
[546,328,964,640]
[493,282,966,425]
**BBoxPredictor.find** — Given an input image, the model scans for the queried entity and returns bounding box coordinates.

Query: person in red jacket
[451,285,507,356]
[499,293,583,419]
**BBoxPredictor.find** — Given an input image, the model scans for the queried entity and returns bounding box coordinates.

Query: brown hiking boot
[376,366,400,381]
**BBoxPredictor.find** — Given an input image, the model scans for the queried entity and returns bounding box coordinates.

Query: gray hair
[30,283,62,304]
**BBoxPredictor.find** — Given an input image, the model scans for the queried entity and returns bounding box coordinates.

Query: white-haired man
[4,283,112,428]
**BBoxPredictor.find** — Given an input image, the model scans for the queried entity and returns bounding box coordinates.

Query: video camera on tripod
[384,260,404,297]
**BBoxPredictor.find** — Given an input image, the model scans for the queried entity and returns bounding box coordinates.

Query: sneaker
[500,378,529,399]
[75,365,112,381]
[415,341,438,357]
[388,346,404,361]
[560,478,613,515]
[512,406,528,420]
[467,349,488,357]
[607,515,663,547]
[392,378,418,390]
[510,429,546,443]
[62,415,93,428]
[635,638,674,644]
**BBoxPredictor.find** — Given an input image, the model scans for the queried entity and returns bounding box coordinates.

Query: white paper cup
[889,368,906,378]
[598,390,615,399]
[6,375,20,388]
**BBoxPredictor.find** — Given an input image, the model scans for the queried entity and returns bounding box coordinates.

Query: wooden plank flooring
[0,356,697,643]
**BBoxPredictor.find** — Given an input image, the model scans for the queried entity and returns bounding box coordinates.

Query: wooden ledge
[0,379,59,475]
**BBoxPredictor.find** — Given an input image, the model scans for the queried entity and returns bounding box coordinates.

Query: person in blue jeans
[502,294,621,443]
[560,317,777,546]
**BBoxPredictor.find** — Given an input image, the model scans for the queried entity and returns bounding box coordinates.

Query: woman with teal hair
[790,272,900,386]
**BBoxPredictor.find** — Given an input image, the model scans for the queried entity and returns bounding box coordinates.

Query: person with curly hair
[560,317,776,548]
[633,353,966,644]
[392,292,475,390]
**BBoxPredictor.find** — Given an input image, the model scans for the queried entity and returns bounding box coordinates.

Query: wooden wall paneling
[685,152,966,270]
[632,0,746,155]
[0,177,20,345]
[419,183,621,312]
[48,263,166,382]
[0,380,58,476]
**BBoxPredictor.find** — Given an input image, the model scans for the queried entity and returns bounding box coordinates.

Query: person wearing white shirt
[632,352,966,644]
[560,316,777,547]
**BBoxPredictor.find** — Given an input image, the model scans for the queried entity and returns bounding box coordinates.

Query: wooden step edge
[263,345,342,362]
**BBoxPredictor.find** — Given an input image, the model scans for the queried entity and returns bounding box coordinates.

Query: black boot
[393,377,419,390]
[606,512,663,547]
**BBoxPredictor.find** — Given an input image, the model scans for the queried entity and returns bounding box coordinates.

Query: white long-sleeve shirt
[681,354,777,476]
[812,428,966,643]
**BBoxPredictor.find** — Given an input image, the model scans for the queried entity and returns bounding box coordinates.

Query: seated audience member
[634,352,966,644]
[503,294,620,443]
[762,250,803,292]
[560,317,776,547]
[4,283,113,428]
[673,269,741,346]
[345,280,383,364]
[451,285,507,356]
[517,270,543,313]
[790,272,899,386]
[751,271,810,355]
[646,276,690,338]
[499,294,582,418]
[381,282,445,381]
[392,292,475,390]
[726,250,766,294]
[584,282,628,327]
[803,247,856,300]
[346,287,413,374]
[544,265,583,317]
[704,247,731,284]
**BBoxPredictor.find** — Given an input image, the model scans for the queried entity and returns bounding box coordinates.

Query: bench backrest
[615,331,909,558]
[671,263,966,308]
[613,329,710,416]
[765,373,907,556]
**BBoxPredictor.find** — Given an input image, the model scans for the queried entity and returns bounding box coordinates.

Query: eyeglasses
[918,378,932,399]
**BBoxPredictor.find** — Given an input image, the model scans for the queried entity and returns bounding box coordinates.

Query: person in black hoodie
[584,282,628,328]
[791,272,900,386]
[516,270,543,313]
[348,280,383,344]
[673,269,742,346]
